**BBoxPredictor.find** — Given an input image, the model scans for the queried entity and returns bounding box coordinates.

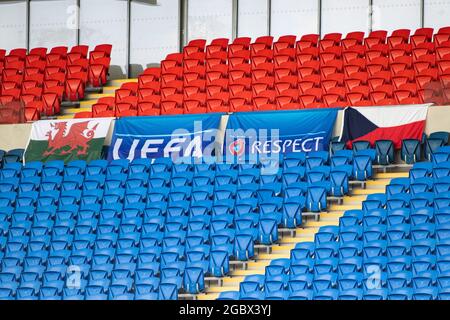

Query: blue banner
[108,114,223,160]
[224,109,338,157]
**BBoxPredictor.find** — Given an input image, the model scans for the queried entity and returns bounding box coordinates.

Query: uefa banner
[224,109,338,158]
[340,104,431,149]
[108,113,223,161]
[25,118,112,163]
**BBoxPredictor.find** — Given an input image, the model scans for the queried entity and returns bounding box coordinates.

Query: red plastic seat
[115,103,137,117]
[138,87,157,102]
[206,85,226,99]
[206,45,227,61]
[183,99,206,114]
[97,96,116,107]
[206,98,229,113]
[9,48,27,60]
[88,57,110,87]
[228,96,252,112]
[65,78,85,101]
[26,100,44,113]
[388,29,411,48]
[73,111,92,118]
[1,88,21,100]
[142,67,161,81]
[93,103,114,117]
[94,44,113,57]
[411,28,433,47]
[70,45,89,58]
[138,102,161,116]
[42,93,61,116]
[43,85,64,101]
[24,107,40,122]
[253,96,276,111]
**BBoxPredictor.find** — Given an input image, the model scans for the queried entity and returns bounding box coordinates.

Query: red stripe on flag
[347,119,426,149]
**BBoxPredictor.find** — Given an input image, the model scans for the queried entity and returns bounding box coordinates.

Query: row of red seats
[81,27,450,118]
[0,44,112,121]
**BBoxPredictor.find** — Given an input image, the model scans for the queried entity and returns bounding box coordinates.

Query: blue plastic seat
[315,242,339,259]
[363,241,387,259]
[410,162,433,180]
[353,152,374,181]
[412,287,438,300]
[412,255,436,274]
[314,258,338,274]
[20,161,42,179]
[339,240,363,259]
[410,177,433,195]
[306,166,330,184]
[337,272,363,291]
[217,291,240,300]
[282,196,305,228]
[339,225,363,243]
[331,150,353,167]
[234,233,254,261]
[401,139,421,164]
[284,182,308,199]
[282,167,306,186]
[413,271,437,289]
[329,169,349,196]
[306,151,329,170]
[287,289,313,300]
[283,153,306,170]
[387,239,412,257]
[363,194,386,211]
[288,274,313,292]
[192,171,215,187]
[209,250,229,277]
[375,140,394,165]
[315,226,339,244]
[352,140,371,152]
[339,210,363,227]
[330,140,346,154]
[306,184,328,212]
[290,242,315,261]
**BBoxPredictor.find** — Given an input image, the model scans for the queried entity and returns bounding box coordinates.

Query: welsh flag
[25,118,112,163]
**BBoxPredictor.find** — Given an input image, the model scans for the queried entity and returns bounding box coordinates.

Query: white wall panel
[237,0,269,39]
[187,0,233,43]
[130,0,180,76]
[321,0,370,37]
[424,0,450,30]
[0,1,27,52]
[372,0,421,33]
[80,0,128,78]
[29,0,78,49]
[270,0,319,39]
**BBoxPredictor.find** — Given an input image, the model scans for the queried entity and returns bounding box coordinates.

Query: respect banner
[224,109,338,158]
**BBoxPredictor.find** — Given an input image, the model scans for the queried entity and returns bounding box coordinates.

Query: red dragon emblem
[43,121,99,156]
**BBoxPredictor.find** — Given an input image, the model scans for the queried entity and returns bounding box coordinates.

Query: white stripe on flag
[353,104,431,128]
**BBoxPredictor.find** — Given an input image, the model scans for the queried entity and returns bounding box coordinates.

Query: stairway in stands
[57,78,137,119]
[193,167,410,300]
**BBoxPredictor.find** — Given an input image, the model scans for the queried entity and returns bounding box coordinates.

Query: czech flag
[340,105,430,149]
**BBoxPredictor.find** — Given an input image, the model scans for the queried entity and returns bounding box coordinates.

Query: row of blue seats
[0,281,179,300]
[0,150,374,180]
[329,132,449,165]
[340,208,450,227]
